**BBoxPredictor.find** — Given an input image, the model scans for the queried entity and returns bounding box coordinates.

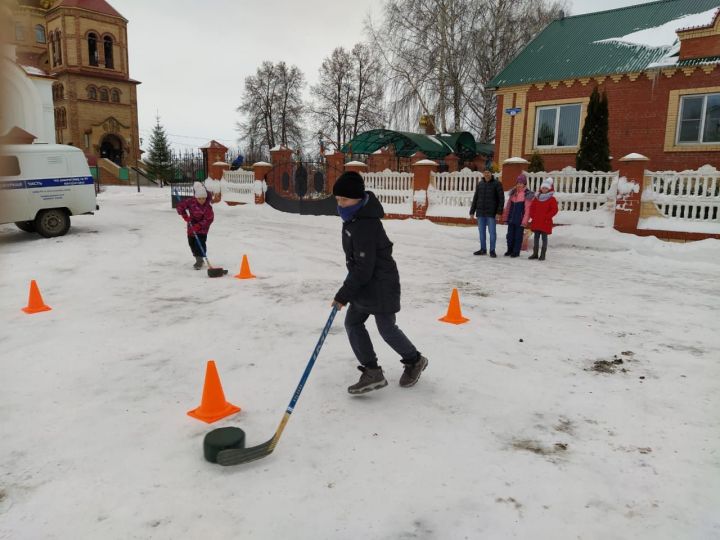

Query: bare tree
[367,0,566,140]
[237,61,305,154]
[310,43,385,150]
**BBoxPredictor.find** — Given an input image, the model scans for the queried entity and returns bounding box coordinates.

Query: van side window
[0,156,21,176]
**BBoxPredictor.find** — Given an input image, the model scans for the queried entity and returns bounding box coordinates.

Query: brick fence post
[253,161,272,204]
[269,146,293,194]
[411,158,438,219]
[325,151,345,194]
[501,157,529,191]
[445,153,460,172]
[345,160,369,175]
[614,153,649,234]
[208,161,229,203]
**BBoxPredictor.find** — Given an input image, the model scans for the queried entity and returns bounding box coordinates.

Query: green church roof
[488,0,720,88]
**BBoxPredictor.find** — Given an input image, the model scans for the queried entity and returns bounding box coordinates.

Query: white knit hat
[541,177,554,190]
[193,181,207,198]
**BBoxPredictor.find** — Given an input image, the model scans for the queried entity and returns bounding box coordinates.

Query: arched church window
[35,25,46,44]
[103,36,114,69]
[56,31,62,64]
[88,32,98,66]
[99,88,109,102]
[88,86,97,100]
[111,89,120,103]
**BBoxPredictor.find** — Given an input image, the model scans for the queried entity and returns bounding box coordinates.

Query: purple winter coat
[176,197,214,236]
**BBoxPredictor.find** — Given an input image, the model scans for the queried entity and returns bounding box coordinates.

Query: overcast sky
[117,0,656,152]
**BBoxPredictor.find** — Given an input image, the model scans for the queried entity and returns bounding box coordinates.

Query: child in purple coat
[176,181,214,269]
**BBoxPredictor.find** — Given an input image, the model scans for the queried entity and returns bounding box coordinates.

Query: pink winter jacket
[501,187,533,227]
[176,196,214,236]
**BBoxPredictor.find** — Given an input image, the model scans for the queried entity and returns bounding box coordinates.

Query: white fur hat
[193,181,207,198]
[541,177,554,190]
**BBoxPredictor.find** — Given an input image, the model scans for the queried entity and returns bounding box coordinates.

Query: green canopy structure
[341,129,491,160]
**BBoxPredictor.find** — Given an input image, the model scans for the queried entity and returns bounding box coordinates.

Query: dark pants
[344,303,418,367]
[188,234,207,257]
[533,231,548,252]
[506,224,524,255]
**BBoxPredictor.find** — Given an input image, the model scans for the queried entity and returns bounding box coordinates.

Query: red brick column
[344,161,369,175]
[411,159,438,219]
[269,146,293,194]
[208,161,228,202]
[614,153,649,234]
[411,151,428,166]
[253,161,272,204]
[325,151,345,194]
[501,157,529,191]
[445,153,460,172]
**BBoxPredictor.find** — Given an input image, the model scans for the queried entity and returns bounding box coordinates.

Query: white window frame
[534,103,582,149]
[676,93,720,145]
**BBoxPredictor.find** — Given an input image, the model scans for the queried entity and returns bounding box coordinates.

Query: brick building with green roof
[489,0,720,174]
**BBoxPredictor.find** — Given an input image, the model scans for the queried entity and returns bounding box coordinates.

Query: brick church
[8,0,140,167]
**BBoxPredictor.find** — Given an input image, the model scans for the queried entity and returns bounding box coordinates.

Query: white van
[0,143,97,237]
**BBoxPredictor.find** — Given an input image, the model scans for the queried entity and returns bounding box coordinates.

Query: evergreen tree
[527,151,545,172]
[576,87,611,172]
[145,115,173,186]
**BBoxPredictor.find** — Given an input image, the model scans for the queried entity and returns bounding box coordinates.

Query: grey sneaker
[399,355,428,387]
[193,256,204,270]
[348,366,388,395]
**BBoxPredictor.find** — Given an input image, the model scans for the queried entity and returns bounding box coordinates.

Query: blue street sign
[505,107,522,116]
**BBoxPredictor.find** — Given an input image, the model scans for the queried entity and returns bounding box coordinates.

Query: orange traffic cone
[187,360,241,423]
[438,288,469,325]
[234,254,256,279]
[22,280,52,314]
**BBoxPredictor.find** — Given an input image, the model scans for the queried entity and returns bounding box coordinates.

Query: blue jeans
[477,216,497,251]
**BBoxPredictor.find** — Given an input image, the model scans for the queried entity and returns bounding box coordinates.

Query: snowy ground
[1,186,719,540]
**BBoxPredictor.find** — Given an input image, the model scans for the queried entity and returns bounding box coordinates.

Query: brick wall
[495,67,720,172]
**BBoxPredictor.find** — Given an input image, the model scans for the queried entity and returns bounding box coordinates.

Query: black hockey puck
[203,427,245,463]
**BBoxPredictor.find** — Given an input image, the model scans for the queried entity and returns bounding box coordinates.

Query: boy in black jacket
[469,169,505,257]
[331,171,428,395]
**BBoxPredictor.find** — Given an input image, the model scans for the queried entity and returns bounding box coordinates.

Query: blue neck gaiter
[338,195,368,222]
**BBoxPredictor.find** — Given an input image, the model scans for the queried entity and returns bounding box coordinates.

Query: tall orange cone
[22,280,52,314]
[438,288,469,325]
[234,254,256,279]
[187,360,241,423]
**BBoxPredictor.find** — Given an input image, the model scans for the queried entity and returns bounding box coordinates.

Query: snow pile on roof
[595,8,719,49]
[20,64,47,76]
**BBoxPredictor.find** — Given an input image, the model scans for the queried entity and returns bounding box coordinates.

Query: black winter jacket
[469,177,505,218]
[334,192,401,314]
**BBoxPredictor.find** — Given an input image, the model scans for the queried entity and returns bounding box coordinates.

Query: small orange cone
[187,360,241,423]
[439,288,469,325]
[234,254,256,279]
[22,280,52,314]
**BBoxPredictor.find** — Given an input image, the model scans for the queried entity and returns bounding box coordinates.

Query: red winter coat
[176,196,214,236]
[529,191,558,234]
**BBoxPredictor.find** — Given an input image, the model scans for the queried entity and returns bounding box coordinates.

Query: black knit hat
[332,171,365,199]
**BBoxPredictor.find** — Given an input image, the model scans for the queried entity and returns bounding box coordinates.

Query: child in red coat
[528,177,559,261]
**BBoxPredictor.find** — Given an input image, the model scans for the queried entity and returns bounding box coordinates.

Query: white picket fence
[361,170,414,214]
[646,165,720,222]
[221,169,255,204]
[427,168,482,217]
[525,168,617,212]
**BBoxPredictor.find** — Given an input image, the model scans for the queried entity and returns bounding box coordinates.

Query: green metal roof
[341,129,482,159]
[677,55,720,66]
[488,0,720,88]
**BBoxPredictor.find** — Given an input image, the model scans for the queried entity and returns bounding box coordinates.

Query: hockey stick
[216,305,338,466]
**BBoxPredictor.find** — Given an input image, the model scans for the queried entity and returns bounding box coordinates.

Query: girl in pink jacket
[501,174,534,258]
[176,181,214,269]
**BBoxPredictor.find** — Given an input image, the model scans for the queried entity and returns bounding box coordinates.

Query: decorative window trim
[664,86,720,152]
[524,97,589,155]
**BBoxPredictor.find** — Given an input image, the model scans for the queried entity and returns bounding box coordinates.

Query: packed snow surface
[1,187,719,539]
